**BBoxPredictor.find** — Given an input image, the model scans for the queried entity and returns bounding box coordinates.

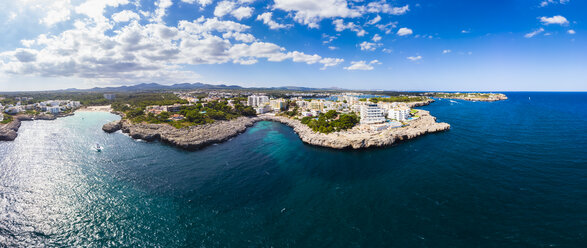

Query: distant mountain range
[58,83,346,92]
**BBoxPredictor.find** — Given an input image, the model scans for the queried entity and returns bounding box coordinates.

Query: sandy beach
[76,105,112,112]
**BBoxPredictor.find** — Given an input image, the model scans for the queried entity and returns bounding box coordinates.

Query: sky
[0,0,585,91]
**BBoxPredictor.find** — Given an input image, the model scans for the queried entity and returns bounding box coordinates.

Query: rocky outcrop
[102,120,122,133]
[407,99,435,108]
[259,109,449,149]
[0,119,21,141]
[115,117,259,150]
[105,109,450,150]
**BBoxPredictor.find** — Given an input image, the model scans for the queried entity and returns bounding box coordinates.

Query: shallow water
[1,92,586,247]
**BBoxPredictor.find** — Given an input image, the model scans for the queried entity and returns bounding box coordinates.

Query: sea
[0,92,586,247]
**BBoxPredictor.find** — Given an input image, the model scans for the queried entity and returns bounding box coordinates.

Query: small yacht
[94,143,102,152]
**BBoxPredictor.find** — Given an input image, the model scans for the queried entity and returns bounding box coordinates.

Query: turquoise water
[1,92,586,247]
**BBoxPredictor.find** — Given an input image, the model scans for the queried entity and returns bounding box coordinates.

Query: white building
[247,95,269,107]
[48,106,61,114]
[360,104,385,125]
[389,107,411,121]
[254,104,271,114]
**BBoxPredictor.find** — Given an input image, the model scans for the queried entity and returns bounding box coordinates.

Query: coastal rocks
[105,109,450,150]
[115,117,259,150]
[260,110,450,149]
[0,119,21,141]
[102,120,122,133]
[407,99,435,108]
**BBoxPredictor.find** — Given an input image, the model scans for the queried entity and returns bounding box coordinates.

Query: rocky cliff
[103,109,450,150]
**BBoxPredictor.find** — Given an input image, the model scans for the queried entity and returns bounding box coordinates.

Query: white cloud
[112,10,140,23]
[150,0,173,23]
[540,15,569,25]
[568,29,576,34]
[366,2,409,15]
[397,27,413,36]
[524,27,544,38]
[367,15,381,25]
[332,19,366,36]
[328,46,338,50]
[359,41,380,51]
[407,55,422,61]
[214,1,236,17]
[231,7,254,20]
[0,11,344,84]
[442,49,451,54]
[344,60,380,70]
[75,0,130,22]
[273,0,361,28]
[376,22,397,34]
[256,12,291,30]
[40,0,72,26]
[461,30,470,34]
[372,34,382,42]
[319,57,344,70]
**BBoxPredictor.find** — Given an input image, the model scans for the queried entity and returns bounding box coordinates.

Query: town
[140,91,427,132]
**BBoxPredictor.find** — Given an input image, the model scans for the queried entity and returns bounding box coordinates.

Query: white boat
[94,143,102,152]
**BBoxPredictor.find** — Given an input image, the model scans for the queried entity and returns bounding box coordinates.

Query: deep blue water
[0,92,586,247]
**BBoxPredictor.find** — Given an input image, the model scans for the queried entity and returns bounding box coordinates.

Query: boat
[94,143,102,152]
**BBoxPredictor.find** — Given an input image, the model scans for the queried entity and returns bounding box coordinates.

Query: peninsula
[432,92,508,102]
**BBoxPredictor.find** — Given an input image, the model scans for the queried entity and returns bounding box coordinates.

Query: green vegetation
[127,99,256,128]
[369,96,428,103]
[300,110,359,134]
[111,93,188,112]
[1,114,13,124]
[280,106,299,117]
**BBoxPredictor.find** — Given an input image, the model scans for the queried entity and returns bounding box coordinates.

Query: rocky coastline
[102,106,450,150]
[0,113,75,141]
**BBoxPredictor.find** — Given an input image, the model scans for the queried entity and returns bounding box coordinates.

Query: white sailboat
[94,143,102,152]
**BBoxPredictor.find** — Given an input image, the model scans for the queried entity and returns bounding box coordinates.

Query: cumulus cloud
[112,10,140,23]
[359,41,380,51]
[407,55,422,61]
[442,49,451,54]
[40,0,72,26]
[568,29,576,34]
[344,60,380,70]
[540,15,569,25]
[366,2,409,15]
[256,12,291,30]
[372,34,382,42]
[524,27,544,38]
[273,0,361,28]
[397,27,413,36]
[332,19,366,36]
[0,8,343,84]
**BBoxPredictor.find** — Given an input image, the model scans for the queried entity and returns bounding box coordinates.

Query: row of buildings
[1,100,81,115]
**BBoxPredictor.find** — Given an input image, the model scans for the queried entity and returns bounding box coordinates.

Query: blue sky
[0,0,585,91]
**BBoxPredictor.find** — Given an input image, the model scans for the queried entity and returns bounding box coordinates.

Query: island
[432,92,508,102]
